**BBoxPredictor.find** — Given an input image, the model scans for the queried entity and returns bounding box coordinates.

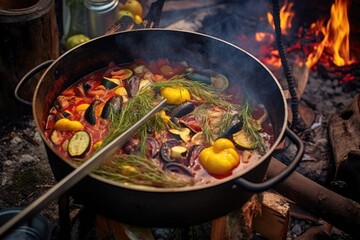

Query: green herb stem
[96,155,194,188]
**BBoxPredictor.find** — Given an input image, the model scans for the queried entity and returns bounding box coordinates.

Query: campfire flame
[306,0,354,68]
[255,0,295,69]
[267,0,295,35]
[253,0,356,78]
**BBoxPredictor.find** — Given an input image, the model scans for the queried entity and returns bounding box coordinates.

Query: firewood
[211,216,227,240]
[225,195,262,240]
[294,223,332,240]
[267,158,360,237]
[253,192,290,240]
[95,215,129,240]
[328,94,360,202]
[0,0,59,113]
[211,195,262,240]
[95,215,154,240]
[288,202,319,223]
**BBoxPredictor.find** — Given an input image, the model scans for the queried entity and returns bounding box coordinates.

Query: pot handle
[234,127,304,192]
[14,60,54,106]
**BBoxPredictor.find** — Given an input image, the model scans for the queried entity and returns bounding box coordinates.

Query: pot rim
[33,28,288,193]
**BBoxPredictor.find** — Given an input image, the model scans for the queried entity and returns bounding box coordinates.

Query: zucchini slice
[101,69,133,89]
[68,131,91,157]
[211,73,229,90]
[101,77,120,89]
[187,71,211,85]
[232,130,254,149]
[187,71,229,90]
[119,68,133,80]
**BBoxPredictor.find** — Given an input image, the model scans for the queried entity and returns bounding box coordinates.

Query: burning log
[267,158,360,237]
[328,94,360,202]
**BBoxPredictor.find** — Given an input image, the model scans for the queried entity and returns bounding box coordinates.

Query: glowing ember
[264,49,282,69]
[255,32,275,43]
[306,0,355,68]
[254,0,295,69]
[258,47,282,69]
[267,0,295,35]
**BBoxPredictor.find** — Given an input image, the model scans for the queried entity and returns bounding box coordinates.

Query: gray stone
[34,131,43,144]
[4,160,13,166]
[10,136,22,145]
[1,177,7,186]
[334,86,343,95]
[291,224,302,236]
[19,154,37,166]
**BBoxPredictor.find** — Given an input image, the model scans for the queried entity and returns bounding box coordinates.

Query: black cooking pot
[20,29,303,227]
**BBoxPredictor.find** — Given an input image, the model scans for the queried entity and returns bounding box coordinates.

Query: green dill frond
[239,101,265,152]
[103,90,168,147]
[215,104,236,136]
[95,154,194,188]
[149,77,231,107]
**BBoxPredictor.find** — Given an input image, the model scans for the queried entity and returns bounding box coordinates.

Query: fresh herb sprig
[149,76,232,107]
[104,91,165,148]
[239,101,265,152]
[215,104,238,136]
[95,154,194,188]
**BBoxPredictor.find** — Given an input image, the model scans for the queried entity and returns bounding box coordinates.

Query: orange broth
[44,58,274,187]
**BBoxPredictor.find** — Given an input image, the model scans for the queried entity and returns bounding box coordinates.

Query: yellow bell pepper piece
[134,15,143,24]
[53,118,84,132]
[75,103,90,112]
[160,87,191,104]
[115,86,128,96]
[199,138,240,175]
[120,164,137,176]
[159,110,171,125]
[93,141,103,150]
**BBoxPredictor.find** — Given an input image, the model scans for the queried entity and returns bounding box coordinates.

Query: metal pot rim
[33,28,288,193]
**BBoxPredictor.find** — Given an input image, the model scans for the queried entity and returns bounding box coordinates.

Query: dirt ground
[0,114,59,227]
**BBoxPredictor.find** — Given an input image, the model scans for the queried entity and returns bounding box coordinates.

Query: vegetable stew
[44,58,274,188]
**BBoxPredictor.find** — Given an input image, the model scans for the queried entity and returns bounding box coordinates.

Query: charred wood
[294,223,332,240]
[328,94,360,202]
[267,158,360,237]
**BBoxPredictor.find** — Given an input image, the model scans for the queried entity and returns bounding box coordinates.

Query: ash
[298,70,360,183]
[0,114,59,230]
